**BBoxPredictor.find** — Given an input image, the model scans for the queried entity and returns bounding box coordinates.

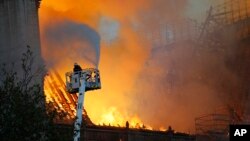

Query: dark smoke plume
[43,20,100,68]
[128,0,250,132]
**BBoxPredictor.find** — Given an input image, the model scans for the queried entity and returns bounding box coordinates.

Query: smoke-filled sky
[39,0,229,132]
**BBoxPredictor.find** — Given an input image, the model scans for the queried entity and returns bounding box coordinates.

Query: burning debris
[44,69,152,129]
[44,69,93,124]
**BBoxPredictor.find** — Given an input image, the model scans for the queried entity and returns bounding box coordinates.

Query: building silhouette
[0,0,43,83]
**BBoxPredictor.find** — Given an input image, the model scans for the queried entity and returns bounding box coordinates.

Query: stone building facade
[0,0,43,83]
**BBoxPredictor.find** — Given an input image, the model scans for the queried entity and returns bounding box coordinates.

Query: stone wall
[0,0,43,84]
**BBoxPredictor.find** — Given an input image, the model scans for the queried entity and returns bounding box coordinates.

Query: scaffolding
[195,105,250,141]
[199,0,250,45]
[195,2,250,141]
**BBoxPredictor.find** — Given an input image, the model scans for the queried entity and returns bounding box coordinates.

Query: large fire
[40,0,235,132]
[43,69,153,129]
[40,0,153,130]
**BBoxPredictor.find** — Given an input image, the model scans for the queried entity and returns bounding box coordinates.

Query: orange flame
[43,70,153,129]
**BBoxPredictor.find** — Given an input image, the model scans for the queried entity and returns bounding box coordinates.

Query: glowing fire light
[97,106,150,129]
[43,70,154,130]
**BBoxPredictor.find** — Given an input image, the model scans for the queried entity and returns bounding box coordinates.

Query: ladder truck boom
[65,68,101,141]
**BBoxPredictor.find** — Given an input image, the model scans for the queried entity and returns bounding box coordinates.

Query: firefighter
[73,63,82,72]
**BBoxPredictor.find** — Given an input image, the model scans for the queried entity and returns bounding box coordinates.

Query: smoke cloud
[38,0,250,133]
[42,20,100,68]
[130,41,240,132]
[129,0,250,132]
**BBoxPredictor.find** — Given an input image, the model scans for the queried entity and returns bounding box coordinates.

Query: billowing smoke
[129,0,250,132]
[42,20,100,69]
[130,41,240,132]
[38,0,250,133]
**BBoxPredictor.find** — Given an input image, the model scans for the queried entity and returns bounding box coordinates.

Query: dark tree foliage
[0,46,67,141]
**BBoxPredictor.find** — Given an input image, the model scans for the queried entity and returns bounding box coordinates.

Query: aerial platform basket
[65,68,101,94]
